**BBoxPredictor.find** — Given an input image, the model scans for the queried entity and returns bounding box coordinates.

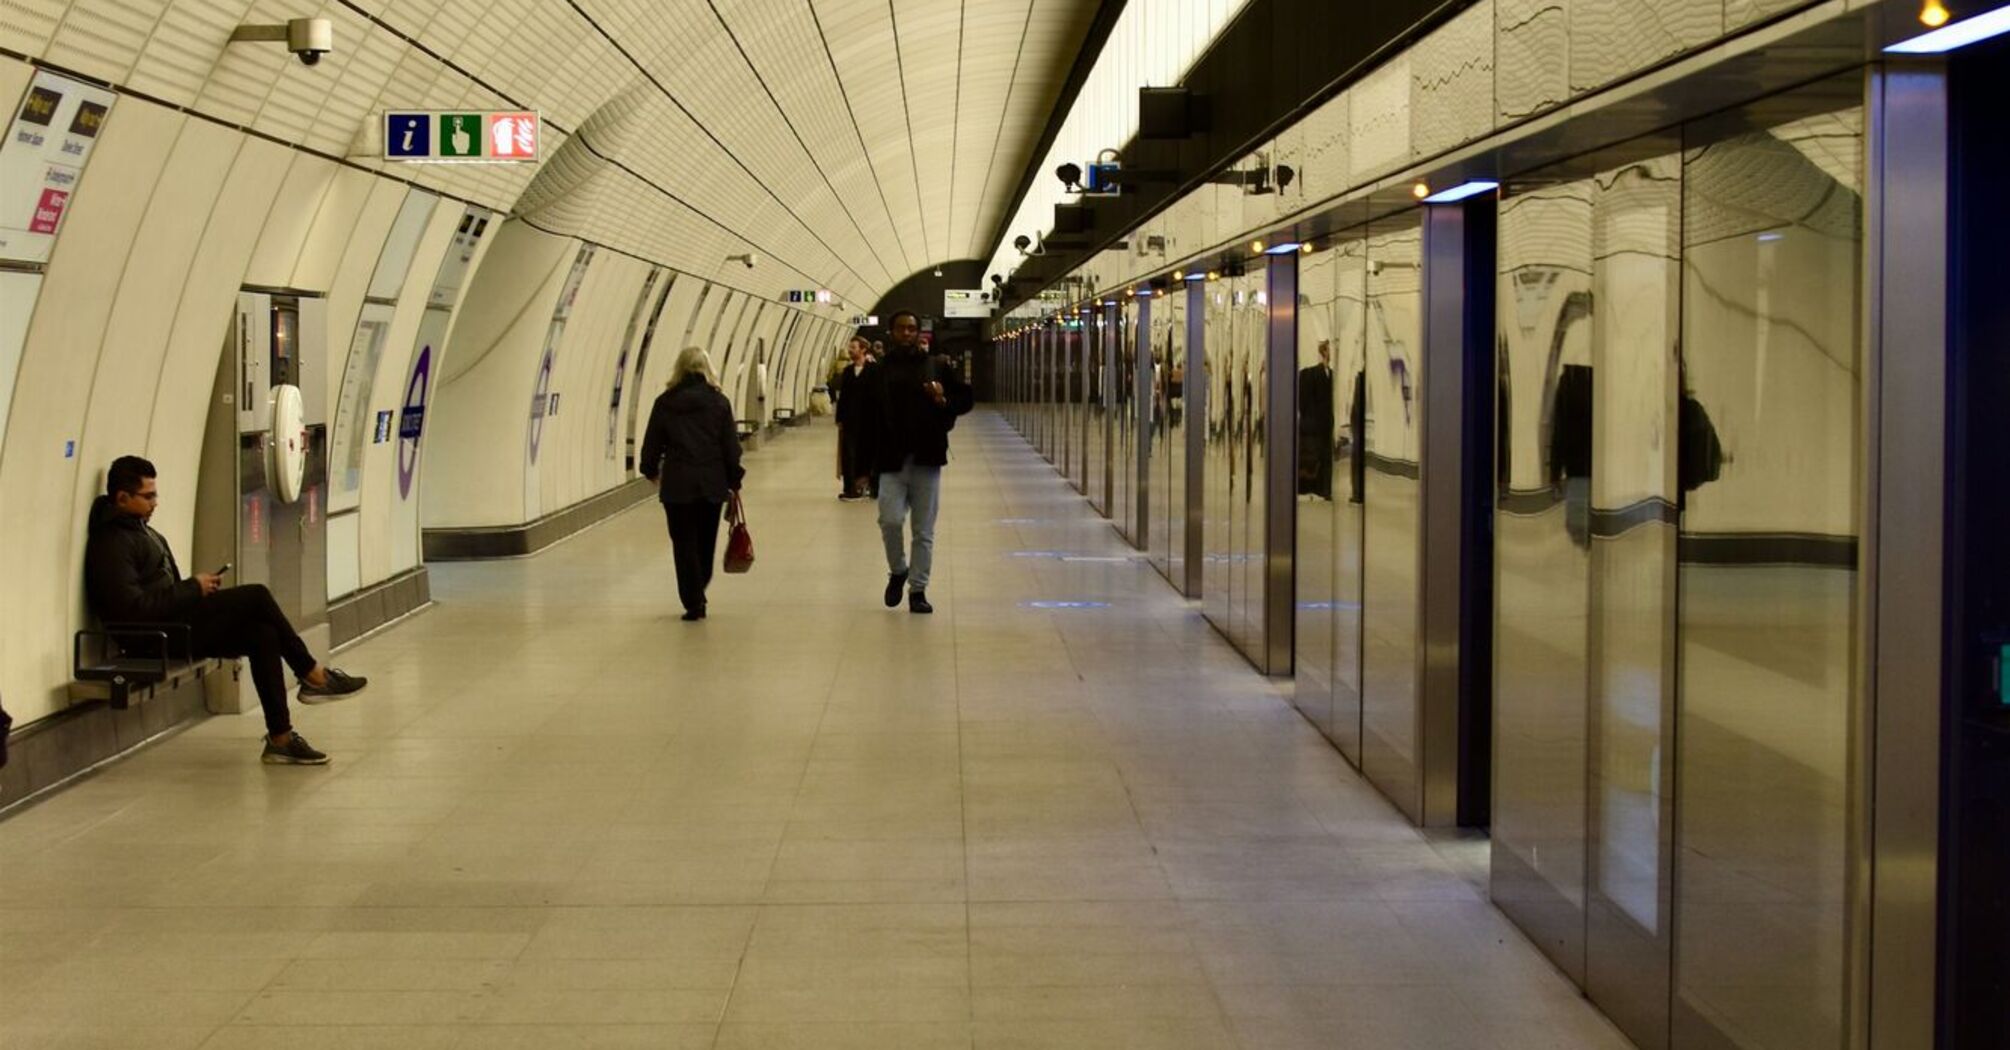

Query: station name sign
[384,111,539,162]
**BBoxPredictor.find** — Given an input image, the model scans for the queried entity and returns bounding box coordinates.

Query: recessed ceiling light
[1422,180,1500,203]
[1888,3,2010,50]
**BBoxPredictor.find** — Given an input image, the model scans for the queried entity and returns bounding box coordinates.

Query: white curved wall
[0,48,847,728]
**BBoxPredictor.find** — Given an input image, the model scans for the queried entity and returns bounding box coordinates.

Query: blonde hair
[667,346,719,389]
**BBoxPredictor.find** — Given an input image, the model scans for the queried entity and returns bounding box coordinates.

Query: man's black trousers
[187,583,314,736]
[664,501,723,614]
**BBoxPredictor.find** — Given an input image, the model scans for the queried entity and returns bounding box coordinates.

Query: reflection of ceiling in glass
[1686,109,1863,246]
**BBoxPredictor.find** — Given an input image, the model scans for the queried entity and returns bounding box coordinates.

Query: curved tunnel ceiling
[3,0,1105,310]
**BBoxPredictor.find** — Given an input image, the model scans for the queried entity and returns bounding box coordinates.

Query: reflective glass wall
[1674,99,1862,1050]
[1233,272,1270,655]
[1149,287,1188,588]
[1115,298,1141,544]
[1331,236,1370,763]
[1201,277,1236,638]
[1293,247,1338,733]
[1489,81,1864,1050]
[1058,326,1074,483]
[1360,211,1426,816]
[1086,308,1108,513]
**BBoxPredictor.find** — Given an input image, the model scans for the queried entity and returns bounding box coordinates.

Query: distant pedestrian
[849,310,973,614]
[640,347,745,621]
[831,336,878,500]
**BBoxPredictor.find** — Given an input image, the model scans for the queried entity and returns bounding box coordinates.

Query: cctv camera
[989,274,1003,286]
[1055,162,1083,189]
[741,253,758,269]
[288,18,333,65]
[1013,235,1031,252]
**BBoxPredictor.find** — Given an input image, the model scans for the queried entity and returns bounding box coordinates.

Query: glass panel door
[1361,211,1426,816]
[1295,247,1339,733]
[1673,100,1862,1050]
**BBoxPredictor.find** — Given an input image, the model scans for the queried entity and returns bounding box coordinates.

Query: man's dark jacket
[856,347,974,474]
[84,495,203,623]
[640,375,746,504]
[832,360,876,425]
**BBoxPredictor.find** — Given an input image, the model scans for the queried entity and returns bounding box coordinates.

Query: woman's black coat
[639,375,745,504]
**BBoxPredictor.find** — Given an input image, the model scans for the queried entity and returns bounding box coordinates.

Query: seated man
[84,456,364,765]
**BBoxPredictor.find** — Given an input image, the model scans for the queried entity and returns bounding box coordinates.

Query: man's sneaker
[884,572,909,608]
[261,733,328,765]
[299,668,367,704]
[909,590,934,615]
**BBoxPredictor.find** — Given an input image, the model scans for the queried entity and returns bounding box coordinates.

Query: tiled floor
[0,413,1630,1049]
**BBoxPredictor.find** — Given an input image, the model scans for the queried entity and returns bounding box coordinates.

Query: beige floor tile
[723,983,971,1023]
[0,416,1627,1049]
[713,1022,973,1050]
[450,1025,717,1049]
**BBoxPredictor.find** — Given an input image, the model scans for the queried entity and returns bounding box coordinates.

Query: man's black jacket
[855,347,974,473]
[640,375,746,505]
[84,495,202,623]
[832,359,877,426]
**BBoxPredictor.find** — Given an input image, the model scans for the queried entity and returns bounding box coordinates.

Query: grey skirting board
[0,662,230,817]
[329,566,432,648]
[421,477,656,561]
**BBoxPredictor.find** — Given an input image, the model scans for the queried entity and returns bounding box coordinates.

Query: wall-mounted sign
[383,111,539,163]
[783,289,832,304]
[374,410,393,444]
[848,314,879,327]
[943,290,992,319]
[0,71,115,264]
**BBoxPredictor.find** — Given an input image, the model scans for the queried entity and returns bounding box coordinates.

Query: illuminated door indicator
[1998,644,2009,707]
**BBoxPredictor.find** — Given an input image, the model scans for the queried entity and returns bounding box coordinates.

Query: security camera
[989,274,1003,286]
[1056,162,1083,190]
[230,18,334,66]
[290,18,333,65]
[1013,235,1031,252]
[741,252,758,269]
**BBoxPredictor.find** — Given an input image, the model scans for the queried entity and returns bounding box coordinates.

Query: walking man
[857,311,972,614]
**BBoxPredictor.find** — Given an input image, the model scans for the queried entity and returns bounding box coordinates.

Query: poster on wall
[0,71,116,265]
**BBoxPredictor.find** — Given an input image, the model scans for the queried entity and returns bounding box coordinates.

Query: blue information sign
[386,113,429,157]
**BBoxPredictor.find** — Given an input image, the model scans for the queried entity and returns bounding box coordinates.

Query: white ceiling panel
[11,0,1106,305]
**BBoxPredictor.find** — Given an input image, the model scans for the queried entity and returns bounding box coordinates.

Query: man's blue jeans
[878,457,942,593]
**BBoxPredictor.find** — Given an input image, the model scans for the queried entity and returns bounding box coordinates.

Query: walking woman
[640,347,745,621]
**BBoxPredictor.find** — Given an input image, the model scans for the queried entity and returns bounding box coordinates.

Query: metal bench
[71,623,217,710]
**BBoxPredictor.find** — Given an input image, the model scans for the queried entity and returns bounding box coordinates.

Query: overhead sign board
[383,111,540,163]
[0,71,116,264]
[943,289,991,318]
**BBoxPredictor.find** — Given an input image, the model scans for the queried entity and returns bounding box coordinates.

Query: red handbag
[723,492,755,573]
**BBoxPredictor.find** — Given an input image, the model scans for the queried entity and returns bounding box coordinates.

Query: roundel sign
[397,345,432,499]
